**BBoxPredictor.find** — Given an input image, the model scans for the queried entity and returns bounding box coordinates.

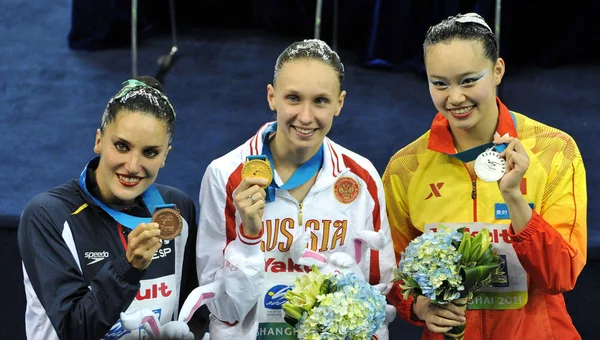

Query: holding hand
[494,136,530,196]
[126,223,162,271]
[493,136,533,232]
[233,177,268,237]
[414,296,466,334]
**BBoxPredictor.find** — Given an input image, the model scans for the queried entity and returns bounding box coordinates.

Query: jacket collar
[427,97,517,155]
[76,157,148,216]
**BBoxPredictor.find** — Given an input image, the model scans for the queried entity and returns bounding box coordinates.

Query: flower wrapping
[283,265,387,340]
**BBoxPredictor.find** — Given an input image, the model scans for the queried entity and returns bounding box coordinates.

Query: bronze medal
[241,157,273,188]
[151,206,183,240]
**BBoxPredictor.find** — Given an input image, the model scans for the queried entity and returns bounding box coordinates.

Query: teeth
[449,106,473,114]
[118,175,140,183]
[294,127,315,134]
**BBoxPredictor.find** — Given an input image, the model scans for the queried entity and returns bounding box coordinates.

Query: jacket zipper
[464,164,478,222]
[298,202,303,226]
[472,178,478,223]
[464,164,484,336]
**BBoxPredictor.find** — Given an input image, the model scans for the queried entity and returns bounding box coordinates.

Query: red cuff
[509,209,542,243]
[387,281,425,326]
[238,223,263,245]
[215,316,238,327]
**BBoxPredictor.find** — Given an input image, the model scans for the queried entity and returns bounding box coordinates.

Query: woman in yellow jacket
[384,13,587,339]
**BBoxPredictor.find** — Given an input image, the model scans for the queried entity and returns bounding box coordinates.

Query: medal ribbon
[78,159,172,230]
[259,123,324,202]
[449,111,516,162]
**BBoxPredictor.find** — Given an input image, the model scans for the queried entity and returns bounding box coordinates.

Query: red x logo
[425,182,444,200]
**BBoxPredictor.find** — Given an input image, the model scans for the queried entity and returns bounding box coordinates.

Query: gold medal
[241,156,273,188]
[151,206,183,241]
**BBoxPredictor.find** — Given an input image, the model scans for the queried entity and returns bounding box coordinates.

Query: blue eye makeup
[462,70,487,85]
[429,80,448,87]
[429,69,489,87]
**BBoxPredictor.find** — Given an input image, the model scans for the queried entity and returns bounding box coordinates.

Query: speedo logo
[85,251,109,265]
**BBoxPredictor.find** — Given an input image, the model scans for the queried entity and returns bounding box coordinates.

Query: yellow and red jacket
[383,98,587,339]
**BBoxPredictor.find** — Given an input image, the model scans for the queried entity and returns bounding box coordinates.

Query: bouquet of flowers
[393,225,505,340]
[282,265,387,340]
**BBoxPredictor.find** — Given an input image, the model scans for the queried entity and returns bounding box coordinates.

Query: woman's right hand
[233,177,268,237]
[413,295,466,333]
[126,222,162,271]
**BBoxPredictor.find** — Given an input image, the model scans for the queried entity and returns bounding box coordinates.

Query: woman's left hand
[494,135,530,195]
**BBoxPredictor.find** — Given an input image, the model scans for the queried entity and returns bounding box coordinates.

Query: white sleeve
[359,171,397,286]
[196,163,264,324]
[375,174,396,284]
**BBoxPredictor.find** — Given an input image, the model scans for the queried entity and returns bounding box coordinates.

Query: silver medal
[474,148,506,182]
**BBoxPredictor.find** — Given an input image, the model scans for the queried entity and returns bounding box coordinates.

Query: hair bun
[134,76,164,93]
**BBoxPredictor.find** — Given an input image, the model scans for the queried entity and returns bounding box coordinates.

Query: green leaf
[466,242,482,263]
[478,229,491,258]
[472,231,483,248]
[284,315,299,327]
[443,289,458,301]
[404,275,419,287]
[457,232,470,257]
[461,264,499,290]
[401,289,412,300]
[282,303,304,321]
[320,278,331,295]
[393,269,405,282]
[476,246,495,266]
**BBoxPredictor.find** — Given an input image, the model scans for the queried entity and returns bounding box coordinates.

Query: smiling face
[425,39,504,133]
[93,110,171,204]
[267,59,346,158]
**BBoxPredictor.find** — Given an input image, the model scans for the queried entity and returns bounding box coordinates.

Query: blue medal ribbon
[257,123,324,202]
[78,159,171,230]
[449,111,516,162]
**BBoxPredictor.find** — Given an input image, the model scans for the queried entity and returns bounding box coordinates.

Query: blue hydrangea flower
[398,226,464,302]
[294,273,387,339]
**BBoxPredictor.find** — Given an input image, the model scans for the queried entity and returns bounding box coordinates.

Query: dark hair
[100,76,176,141]
[423,13,498,63]
[273,39,345,90]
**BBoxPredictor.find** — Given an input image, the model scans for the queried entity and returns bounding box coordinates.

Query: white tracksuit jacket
[196,122,396,339]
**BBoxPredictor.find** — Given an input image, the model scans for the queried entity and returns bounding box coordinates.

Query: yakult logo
[136,282,172,301]
[265,257,311,273]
